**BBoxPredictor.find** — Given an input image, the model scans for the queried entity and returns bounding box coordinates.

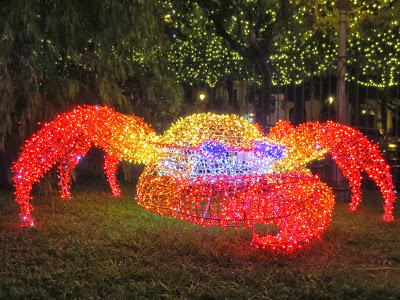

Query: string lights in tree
[163,0,400,88]
[347,0,400,87]
[12,105,396,252]
[163,2,244,87]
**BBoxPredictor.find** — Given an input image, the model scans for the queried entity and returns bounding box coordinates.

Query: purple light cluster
[254,141,285,160]
[200,141,228,159]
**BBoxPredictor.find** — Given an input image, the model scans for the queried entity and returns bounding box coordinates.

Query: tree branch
[194,0,249,57]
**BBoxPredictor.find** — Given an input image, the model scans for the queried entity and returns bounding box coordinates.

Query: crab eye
[254,141,285,160]
[200,141,228,159]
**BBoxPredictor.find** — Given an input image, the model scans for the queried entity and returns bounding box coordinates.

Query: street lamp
[199,92,206,101]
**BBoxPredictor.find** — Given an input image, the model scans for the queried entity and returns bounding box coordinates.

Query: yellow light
[388,143,397,149]
[327,96,334,105]
[164,14,172,23]
[361,109,367,115]
[199,92,206,101]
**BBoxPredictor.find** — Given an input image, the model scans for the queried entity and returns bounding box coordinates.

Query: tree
[163,0,400,124]
[343,0,400,131]
[344,0,400,88]
[0,0,182,153]
[163,0,337,125]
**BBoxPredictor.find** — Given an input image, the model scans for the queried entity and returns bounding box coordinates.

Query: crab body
[12,106,396,252]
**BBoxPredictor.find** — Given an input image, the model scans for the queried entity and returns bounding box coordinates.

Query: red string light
[104,153,121,197]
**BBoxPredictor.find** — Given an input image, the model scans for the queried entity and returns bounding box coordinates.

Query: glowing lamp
[198,92,206,101]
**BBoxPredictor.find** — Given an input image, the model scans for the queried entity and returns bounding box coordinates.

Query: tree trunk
[294,85,305,125]
[255,61,272,129]
[227,78,234,111]
[337,0,349,124]
[381,88,388,133]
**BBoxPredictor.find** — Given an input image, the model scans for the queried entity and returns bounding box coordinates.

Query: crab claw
[249,173,334,253]
[268,120,397,222]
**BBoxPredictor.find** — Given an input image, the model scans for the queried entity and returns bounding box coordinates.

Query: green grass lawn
[0,182,399,299]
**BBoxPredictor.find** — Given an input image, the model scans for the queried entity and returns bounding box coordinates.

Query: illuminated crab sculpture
[13,106,396,252]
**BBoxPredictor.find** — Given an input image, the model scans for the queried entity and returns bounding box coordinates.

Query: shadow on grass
[0,182,399,299]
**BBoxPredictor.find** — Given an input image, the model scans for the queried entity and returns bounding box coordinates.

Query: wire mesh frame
[137,168,333,228]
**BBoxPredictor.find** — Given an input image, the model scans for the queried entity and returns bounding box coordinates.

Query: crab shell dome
[157,113,265,149]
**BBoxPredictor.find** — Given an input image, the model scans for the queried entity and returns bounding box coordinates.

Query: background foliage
[0,0,182,152]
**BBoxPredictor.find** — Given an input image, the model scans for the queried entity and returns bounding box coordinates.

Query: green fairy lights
[163,0,400,88]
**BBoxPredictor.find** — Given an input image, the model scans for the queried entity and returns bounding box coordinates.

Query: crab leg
[104,153,121,197]
[12,105,156,227]
[57,139,91,200]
